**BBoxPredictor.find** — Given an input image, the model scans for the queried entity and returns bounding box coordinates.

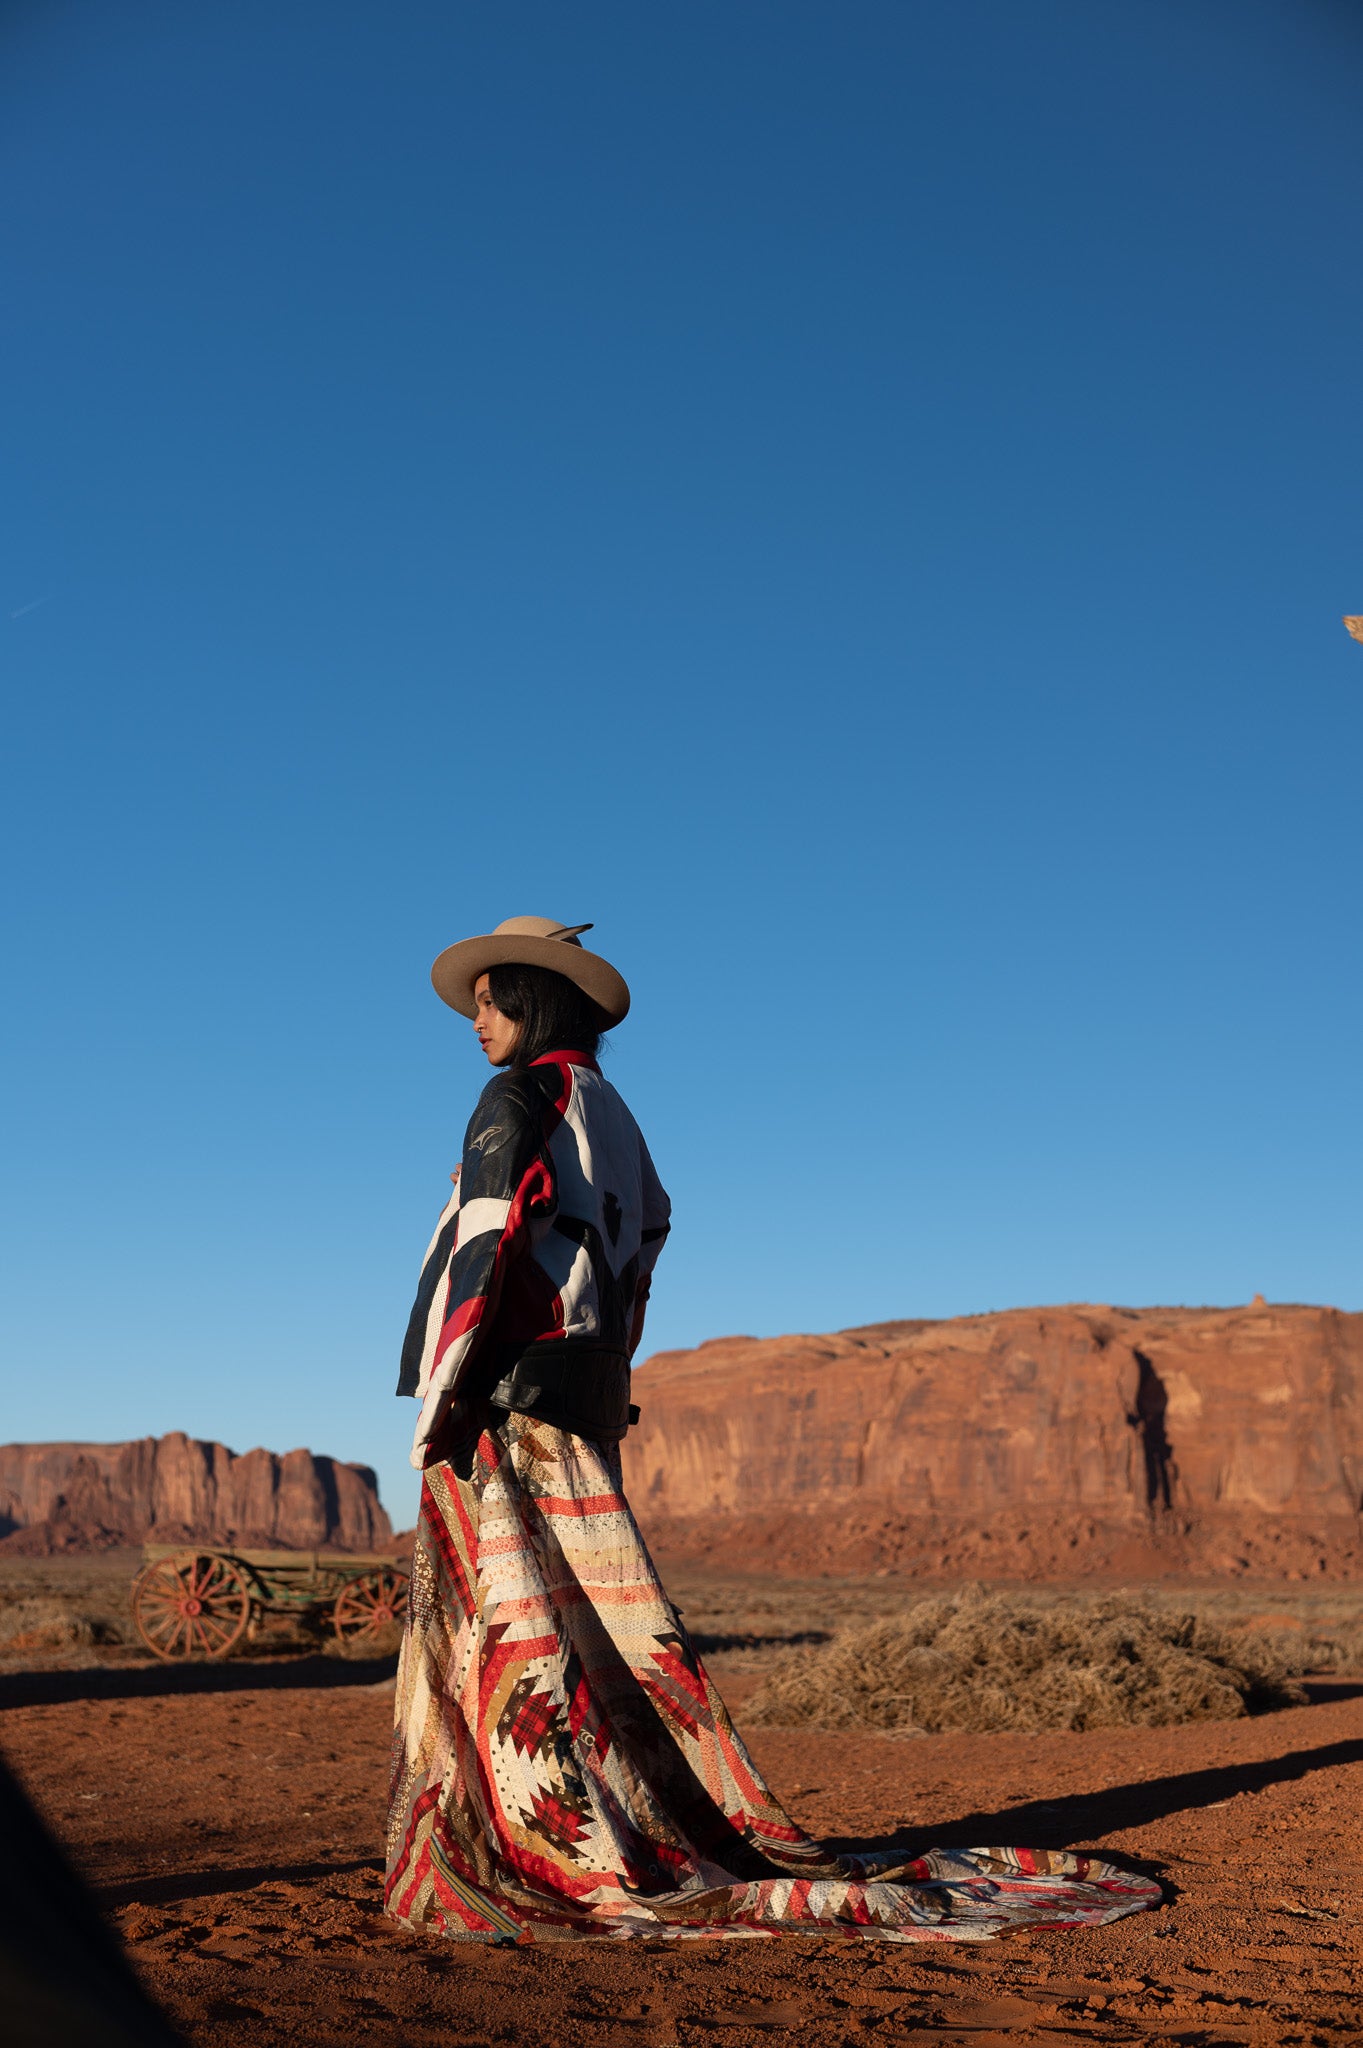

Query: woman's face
[473,973,521,1066]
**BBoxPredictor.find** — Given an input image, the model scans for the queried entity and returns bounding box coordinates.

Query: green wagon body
[131,1544,409,1661]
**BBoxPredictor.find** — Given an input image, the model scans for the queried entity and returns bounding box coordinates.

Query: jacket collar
[530,1048,600,1073]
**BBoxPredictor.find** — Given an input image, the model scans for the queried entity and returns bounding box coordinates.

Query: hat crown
[492,916,592,946]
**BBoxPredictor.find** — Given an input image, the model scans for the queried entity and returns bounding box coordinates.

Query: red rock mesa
[0,1433,392,1555]
[625,1303,1363,1580]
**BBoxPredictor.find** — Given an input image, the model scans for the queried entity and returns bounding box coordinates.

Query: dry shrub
[0,1597,99,1658]
[743,1587,1306,1734]
[1302,1620,1363,1673]
[1230,1614,1363,1677]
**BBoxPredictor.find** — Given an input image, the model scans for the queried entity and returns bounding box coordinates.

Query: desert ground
[5,1552,1363,2046]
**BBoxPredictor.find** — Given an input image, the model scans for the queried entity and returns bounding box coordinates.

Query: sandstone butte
[0,1434,392,1556]
[624,1301,1363,1581]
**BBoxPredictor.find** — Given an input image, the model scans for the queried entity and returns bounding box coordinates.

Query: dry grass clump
[1238,1614,1363,1677]
[743,1586,1306,1734]
[0,1597,100,1659]
[1302,1618,1363,1673]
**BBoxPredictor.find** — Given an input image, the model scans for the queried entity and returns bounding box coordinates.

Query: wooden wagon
[130,1545,409,1661]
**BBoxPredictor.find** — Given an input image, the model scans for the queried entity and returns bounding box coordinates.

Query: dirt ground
[5,1556,1363,2045]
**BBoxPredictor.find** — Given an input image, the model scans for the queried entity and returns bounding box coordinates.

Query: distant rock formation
[624,1303,1363,1580]
[0,1434,392,1555]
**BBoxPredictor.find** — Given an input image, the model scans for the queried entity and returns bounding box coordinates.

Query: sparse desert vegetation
[0,1595,106,1659]
[0,1550,138,1665]
[742,1585,1314,1733]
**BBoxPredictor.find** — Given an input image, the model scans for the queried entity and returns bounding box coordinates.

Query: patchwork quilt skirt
[384,1409,1159,1943]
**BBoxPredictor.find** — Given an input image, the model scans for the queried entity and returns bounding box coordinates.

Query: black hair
[485,962,609,1069]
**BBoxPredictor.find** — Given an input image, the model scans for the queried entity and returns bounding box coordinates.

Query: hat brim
[430,935,631,1026]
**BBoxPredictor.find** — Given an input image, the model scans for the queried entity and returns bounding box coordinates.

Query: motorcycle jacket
[398,1049,670,1466]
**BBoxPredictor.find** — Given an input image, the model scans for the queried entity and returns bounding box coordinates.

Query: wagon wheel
[132,1552,253,1661]
[332,1568,408,1652]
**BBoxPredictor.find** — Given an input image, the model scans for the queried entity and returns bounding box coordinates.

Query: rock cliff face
[624,1303,1363,1580]
[0,1434,392,1555]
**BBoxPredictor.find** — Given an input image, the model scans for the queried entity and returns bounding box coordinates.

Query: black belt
[486,1339,640,1444]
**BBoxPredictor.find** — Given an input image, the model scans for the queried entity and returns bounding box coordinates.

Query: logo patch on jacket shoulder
[603,1191,622,1246]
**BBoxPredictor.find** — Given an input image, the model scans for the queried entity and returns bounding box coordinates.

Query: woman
[385,917,1158,1943]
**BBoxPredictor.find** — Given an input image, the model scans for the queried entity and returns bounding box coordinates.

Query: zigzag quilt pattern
[384,1409,1160,1942]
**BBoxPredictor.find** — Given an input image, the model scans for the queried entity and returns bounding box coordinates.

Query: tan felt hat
[430,916,631,1025]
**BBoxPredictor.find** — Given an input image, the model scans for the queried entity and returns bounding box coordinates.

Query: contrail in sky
[8,594,53,619]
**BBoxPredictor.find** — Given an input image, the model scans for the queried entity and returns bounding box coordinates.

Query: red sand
[5,1657,1363,2045]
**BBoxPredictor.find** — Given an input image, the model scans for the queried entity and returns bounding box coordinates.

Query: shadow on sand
[92,1857,385,1910]
[0,1653,398,1711]
[690,1629,832,1653]
[825,1733,1363,1868]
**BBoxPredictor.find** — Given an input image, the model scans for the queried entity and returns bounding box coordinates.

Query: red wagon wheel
[332,1568,408,1651]
[132,1552,253,1661]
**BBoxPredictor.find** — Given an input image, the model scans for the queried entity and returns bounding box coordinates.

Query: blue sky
[3,1,1361,1529]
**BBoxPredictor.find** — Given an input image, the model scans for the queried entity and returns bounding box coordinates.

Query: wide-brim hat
[430,916,631,1025]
